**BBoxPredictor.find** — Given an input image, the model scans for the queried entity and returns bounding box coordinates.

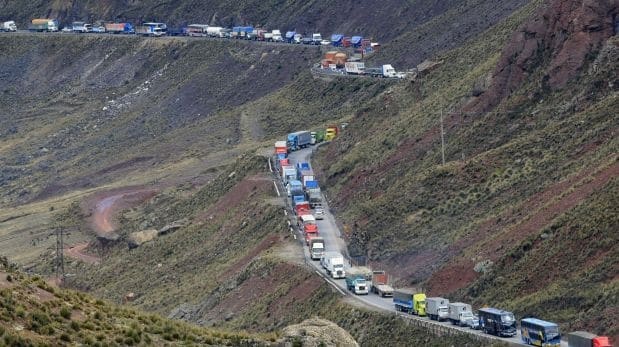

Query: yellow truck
[393,289,426,316]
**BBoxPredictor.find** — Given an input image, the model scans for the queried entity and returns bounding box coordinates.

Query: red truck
[295,201,311,216]
[305,231,318,245]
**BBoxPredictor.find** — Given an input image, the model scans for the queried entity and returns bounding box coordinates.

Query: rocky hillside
[315,0,618,338]
[0,257,279,346]
[1,0,530,66]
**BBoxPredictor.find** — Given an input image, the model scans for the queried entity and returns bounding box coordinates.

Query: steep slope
[314,0,618,337]
[0,257,276,346]
[38,154,498,346]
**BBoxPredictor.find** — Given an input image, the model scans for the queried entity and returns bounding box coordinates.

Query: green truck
[345,267,371,295]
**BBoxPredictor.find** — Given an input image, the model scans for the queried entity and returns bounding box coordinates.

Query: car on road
[314,207,325,220]
[320,39,331,46]
[467,314,480,329]
[61,26,73,33]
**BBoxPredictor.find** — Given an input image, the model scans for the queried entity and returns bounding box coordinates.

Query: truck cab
[381,64,397,78]
[312,33,322,44]
[351,278,368,294]
[272,30,283,42]
[72,22,93,33]
[412,293,426,316]
[2,21,17,32]
[325,126,338,141]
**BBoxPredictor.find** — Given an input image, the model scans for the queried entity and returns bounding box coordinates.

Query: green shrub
[60,333,71,342]
[60,307,71,320]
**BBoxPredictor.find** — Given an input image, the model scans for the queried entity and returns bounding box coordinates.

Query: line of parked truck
[2,18,378,49]
[274,127,612,347]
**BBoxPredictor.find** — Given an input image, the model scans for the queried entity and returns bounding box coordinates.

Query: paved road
[0,30,322,50]
[283,147,568,347]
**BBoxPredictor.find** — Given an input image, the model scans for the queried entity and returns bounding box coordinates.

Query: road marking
[273,181,280,197]
[267,157,272,172]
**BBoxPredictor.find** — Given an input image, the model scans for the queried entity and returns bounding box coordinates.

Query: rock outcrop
[280,318,359,347]
[127,229,158,249]
[468,0,618,112]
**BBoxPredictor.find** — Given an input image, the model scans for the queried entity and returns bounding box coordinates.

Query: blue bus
[520,318,561,347]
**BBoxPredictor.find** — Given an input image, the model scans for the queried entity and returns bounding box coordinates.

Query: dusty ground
[64,242,100,265]
[83,187,158,239]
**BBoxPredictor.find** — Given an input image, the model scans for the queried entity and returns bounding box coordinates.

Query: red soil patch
[195,175,272,221]
[425,259,479,296]
[268,275,323,317]
[65,242,101,265]
[207,262,290,320]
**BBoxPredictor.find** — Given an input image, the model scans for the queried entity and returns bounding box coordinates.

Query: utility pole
[55,228,65,284]
[440,110,446,165]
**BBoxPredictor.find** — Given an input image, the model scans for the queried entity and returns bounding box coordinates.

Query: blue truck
[287,131,312,151]
[288,180,305,201]
[136,22,167,36]
[296,162,311,171]
[285,31,296,43]
[232,26,254,39]
[351,36,363,48]
[479,307,517,337]
[331,34,344,47]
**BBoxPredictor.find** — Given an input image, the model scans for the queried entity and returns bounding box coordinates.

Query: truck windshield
[313,243,324,250]
[501,313,515,323]
[462,312,473,319]
[334,264,343,269]
[356,279,366,285]
[439,308,448,313]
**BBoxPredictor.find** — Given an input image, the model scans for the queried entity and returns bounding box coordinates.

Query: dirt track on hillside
[65,242,100,265]
[86,187,158,239]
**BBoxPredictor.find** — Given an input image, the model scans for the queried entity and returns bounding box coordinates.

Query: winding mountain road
[281,147,568,347]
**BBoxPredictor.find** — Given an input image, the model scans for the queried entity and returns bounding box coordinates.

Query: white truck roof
[323,251,343,258]
[300,215,316,223]
[275,140,287,147]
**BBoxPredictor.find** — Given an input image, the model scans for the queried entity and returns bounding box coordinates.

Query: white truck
[312,33,322,45]
[309,237,325,260]
[381,64,397,78]
[206,26,223,37]
[1,21,17,32]
[320,251,346,279]
[72,21,92,33]
[271,30,283,42]
[448,302,475,326]
[345,62,365,75]
[426,297,450,321]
